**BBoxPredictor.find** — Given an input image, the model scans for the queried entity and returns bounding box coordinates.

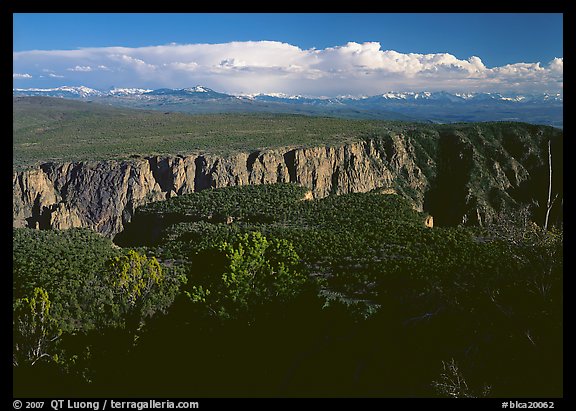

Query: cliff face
[13,125,563,238]
[13,138,427,237]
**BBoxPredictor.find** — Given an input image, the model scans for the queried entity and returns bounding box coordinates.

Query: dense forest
[13,183,562,397]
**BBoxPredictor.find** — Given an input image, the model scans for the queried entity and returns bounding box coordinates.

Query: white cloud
[12,41,563,96]
[548,57,563,73]
[67,64,110,72]
[67,65,94,72]
[13,73,32,79]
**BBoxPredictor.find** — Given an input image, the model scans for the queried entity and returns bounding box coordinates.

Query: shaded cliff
[13,122,562,237]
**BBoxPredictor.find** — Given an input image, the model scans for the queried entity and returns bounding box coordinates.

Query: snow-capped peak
[261,92,304,99]
[381,92,409,100]
[12,85,563,106]
[454,93,475,100]
[414,92,432,99]
[500,96,526,102]
[184,86,211,93]
[336,94,369,100]
[13,86,103,98]
[57,86,103,97]
[108,87,153,96]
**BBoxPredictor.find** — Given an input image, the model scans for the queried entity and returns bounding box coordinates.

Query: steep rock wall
[13,126,562,238]
[13,137,428,237]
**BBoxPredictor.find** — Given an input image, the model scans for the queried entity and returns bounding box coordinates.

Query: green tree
[188,232,308,322]
[104,249,165,329]
[13,287,62,367]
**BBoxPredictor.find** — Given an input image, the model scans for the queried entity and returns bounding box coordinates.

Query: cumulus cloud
[67,65,94,72]
[13,73,32,79]
[548,57,563,74]
[13,41,563,96]
[67,64,111,72]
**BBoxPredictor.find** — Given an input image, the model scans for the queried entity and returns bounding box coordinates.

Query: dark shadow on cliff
[113,212,179,247]
[423,131,474,226]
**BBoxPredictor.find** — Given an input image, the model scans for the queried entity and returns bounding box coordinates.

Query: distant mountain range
[13,85,563,128]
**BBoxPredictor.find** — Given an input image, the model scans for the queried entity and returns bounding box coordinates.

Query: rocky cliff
[13,123,563,238]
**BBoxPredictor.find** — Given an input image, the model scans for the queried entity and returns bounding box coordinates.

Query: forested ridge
[13,183,562,397]
[13,99,563,397]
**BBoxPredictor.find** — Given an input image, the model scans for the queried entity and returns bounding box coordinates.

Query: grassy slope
[14,96,418,169]
[14,97,561,172]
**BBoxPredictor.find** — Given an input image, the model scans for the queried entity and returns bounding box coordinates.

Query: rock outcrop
[13,124,563,237]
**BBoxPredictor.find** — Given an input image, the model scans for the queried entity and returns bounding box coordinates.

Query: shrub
[187,232,308,323]
[13,288,62,367]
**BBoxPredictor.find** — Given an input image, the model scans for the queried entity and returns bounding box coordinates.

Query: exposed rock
[48,203,84,230]
[12,125,563,237]
[302,190,314,201]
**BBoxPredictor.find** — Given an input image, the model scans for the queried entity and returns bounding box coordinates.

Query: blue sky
[13,13,563,96]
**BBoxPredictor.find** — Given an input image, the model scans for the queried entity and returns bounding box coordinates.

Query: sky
[12,13,563,97]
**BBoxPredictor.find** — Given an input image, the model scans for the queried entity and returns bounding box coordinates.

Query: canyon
[13,123,563,238]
